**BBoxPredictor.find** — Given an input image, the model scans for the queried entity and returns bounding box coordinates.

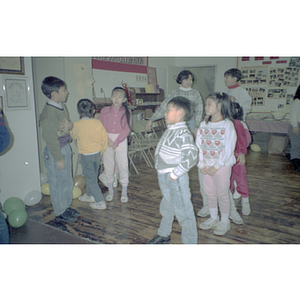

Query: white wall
[0,57,41,205]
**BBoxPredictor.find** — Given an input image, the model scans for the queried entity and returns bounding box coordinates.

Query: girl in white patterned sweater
[196,92,237,236]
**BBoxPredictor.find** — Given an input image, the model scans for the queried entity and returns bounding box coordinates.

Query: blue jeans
[157,172,198,244]
[80,153,104,203]
[0,212,9,244]
[43,144,73,216]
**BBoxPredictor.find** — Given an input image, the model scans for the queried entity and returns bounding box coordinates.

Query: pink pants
[230,160,250,198]
[103,133,129,186]
[202,166,231,214]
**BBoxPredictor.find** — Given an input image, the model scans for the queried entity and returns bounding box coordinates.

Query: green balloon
[3,197,25,215]
[8,209,28,228]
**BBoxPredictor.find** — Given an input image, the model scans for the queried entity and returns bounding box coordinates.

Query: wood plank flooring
[25,150,300,244]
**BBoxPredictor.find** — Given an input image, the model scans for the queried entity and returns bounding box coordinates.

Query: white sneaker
[78,193,95,203]
[120,196,128,203]
[106,194,114,202]
[199,217,219,230]
[99,173,108,187]
[113,174,118,188]
[213,221,230,236]
[233,189,241,199]
[242,202,251,215]
[90,201,107,210]
[197,206,210,217]
[229,210,243,225]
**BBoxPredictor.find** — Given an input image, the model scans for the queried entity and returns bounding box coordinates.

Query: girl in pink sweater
[99,87,132,203]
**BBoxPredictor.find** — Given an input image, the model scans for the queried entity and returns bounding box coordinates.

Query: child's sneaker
[199,217,218,230]
[90,201,107,210]
[213,221,230,236]
[229,210,243,224]
[106,194,114,202]
[242,202,251,215]
[197,206,210,217]
[120,196,128,203]
[55,211,77,223]
[233,190,241,199]
[146,235,171,244]
[99,173,108,187]
[78,193,95,203]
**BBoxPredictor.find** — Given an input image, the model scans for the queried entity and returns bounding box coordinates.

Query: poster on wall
[238,57,300,112]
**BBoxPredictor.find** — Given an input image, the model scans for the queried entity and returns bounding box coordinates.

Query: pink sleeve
[113,109,132,147]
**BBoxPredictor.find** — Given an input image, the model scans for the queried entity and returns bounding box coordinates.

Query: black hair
[176,70,195,84]
[111,87,132,131]
[233,102,244,121]
[77,99,95,118]
[293,85,300,100]
[205,92,234,124]
[41,76,66,99]
[168,96,193,122]
[224,68,243,81]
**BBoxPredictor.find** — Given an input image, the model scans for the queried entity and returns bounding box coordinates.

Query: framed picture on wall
[3,76,30,110]
[147,67,157,85]
[0,57,25,75]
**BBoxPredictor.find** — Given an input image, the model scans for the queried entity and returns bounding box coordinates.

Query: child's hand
[237,154,245,165]
[206,166,217,176]
[56,160,65,170]
[60,118,72,133]
[108,139,114,147]
[112,145,117,150]
[200,167,207,175]
[169,174,177,181]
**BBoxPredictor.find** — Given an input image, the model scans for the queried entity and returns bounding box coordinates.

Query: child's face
[164,103,184,125]
[181,74,193,88]
[224,75,238,87]
[205,97,221,118]
[111,90,126,108]
[52,86,68,103]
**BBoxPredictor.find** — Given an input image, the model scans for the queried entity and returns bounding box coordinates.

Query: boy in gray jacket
[147,96,198,244]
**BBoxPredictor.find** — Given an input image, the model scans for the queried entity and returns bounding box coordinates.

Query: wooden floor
[24,150,300,244]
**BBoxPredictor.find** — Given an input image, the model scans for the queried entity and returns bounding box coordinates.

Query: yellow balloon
[250,144,261,152]
[72,186,82,199]
[41,183,50,195]
[73,175,86,190]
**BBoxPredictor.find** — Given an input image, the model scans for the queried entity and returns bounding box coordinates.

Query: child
[146,70,203,137]
[229,102,251,221]
[223,68,252,121]
[196,92,237,236]
[99,87,132,203]
[147,96,198,244]
[288,84,300,172]
[69,99,108,209]
[39,76,79,223]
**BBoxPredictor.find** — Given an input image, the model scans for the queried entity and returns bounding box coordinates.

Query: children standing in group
[69,99,108,210]
[147,96,198,244]
[99,87,132,203]
[39,76,79,223]
[196,92,237,236]
[229,102,251,223]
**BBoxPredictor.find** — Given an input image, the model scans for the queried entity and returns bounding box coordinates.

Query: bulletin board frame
[238,56,300,113]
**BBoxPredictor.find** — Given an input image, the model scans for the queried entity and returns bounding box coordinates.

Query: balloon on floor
[8,209,28,228]
[250,144,261,152]
[72,186,82,199]
[41,183,50,195]
[73,175,86,190]
[3,197,26,216]
[24,190,42,206]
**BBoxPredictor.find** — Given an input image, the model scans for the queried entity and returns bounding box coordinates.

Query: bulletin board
[238,57,300,113]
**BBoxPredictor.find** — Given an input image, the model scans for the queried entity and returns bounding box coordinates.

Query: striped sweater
[155,122,198,180]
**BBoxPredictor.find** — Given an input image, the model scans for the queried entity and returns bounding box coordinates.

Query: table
[245,119,289,134]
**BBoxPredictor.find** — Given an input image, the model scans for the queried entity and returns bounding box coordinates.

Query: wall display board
[238,57,300,113]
